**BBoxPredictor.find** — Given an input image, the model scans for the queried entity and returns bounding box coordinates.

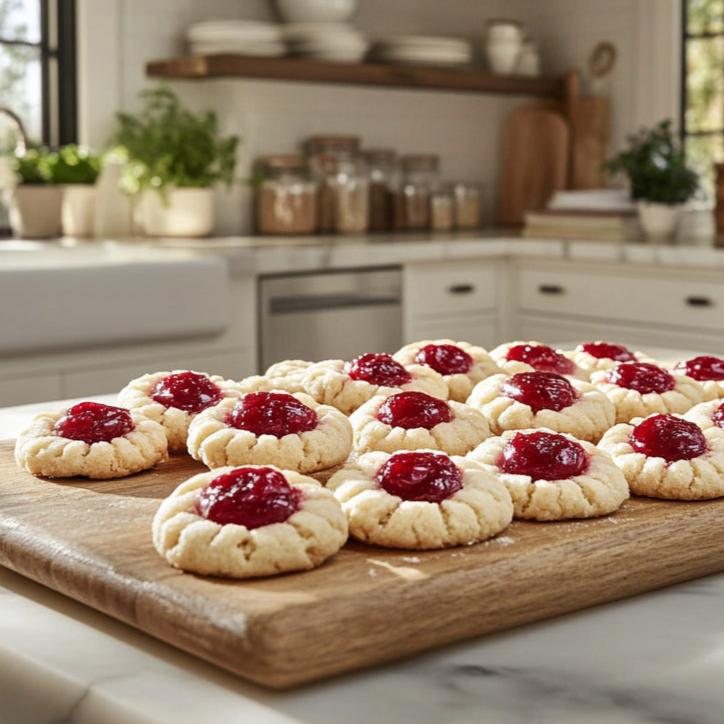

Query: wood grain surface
[2,439,724,689]
[498,106,570,225]
[146,55,564,97]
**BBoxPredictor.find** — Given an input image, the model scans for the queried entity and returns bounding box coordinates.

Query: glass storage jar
[451,181,482,229]
[430,188,454,231]
[256,155,318,235]
[306,135,369,234]
[362,148,397,232]
[397,154,440,230]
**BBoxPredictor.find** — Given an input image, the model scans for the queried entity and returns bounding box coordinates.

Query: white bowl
[276,0,357,23]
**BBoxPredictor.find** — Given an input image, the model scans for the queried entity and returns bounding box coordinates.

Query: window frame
[0,0,77,146]
[680,0,724,167]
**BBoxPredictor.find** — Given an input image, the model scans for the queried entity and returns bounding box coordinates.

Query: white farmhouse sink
[0,255,231,355]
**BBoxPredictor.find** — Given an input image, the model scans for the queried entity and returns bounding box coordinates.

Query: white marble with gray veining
[4,231,724,279]
[2,399,724,723]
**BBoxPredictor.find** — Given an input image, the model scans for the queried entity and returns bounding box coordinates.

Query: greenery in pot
[604,120,699,205]
[13,147,55,184]
[113,86,239,197]
[9,145,101,185]
[52,145,101,185]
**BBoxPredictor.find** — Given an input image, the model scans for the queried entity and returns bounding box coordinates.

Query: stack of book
[523,189,640,242]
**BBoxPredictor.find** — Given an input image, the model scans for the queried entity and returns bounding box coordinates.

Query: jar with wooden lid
[256,155,318,235]
[306,135,368,234]
[451,181,482,229]
[397,154,440,230]
[363,148,397,232]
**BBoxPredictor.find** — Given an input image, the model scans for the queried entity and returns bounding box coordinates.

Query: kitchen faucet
[0,106,28,155]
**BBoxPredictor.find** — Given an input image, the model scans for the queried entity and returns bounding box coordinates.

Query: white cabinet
[403,260,504,346]
[514,259,724,353]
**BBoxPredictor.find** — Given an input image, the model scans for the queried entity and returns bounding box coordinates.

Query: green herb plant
[604,120,699,205]
[13,145,101,185]
[114,86,239,197]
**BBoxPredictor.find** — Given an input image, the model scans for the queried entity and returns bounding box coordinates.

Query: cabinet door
[516,314,724,358]
[0,374,63,406]
[61,349,256,398]
[406,314,498,349]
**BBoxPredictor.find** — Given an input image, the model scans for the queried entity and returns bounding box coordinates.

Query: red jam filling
[501,371,578,413]
[629,414,707,462]
[416,343,473,375]
[376,451,463,503]
[606,363,675,394]
[675,355,724,381]
[712,404,724,429]
[347,353,412,387]
[581,342,635,362]
[506,343,574,375]
[54,402,134,444]
[195,466,301,528]
[226,392,318,437]
[151,371,223,413]
[376,391,452,429]
[498,431,589,480]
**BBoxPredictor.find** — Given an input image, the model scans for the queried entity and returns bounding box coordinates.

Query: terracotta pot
[135,187,215,237]
[6,185,63,238]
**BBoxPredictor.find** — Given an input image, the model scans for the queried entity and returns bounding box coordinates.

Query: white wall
[77,0,682,234]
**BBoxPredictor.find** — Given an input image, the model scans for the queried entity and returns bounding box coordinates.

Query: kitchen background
[0,0,723,407]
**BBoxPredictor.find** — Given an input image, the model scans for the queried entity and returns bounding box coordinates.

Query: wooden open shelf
[146,54,564,97]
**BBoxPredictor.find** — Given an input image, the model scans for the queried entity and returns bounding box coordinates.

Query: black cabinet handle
[539,284,565,295]
[448,284,475,295]
[686,296,714,308]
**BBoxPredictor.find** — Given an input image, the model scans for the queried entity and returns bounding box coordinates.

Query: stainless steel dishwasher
[259,267,402,369]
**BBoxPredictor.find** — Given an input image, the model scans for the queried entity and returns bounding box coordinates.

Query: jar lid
[260,154,307,170]
[362,148,396,163]
[306,135,361,153]
[401,154,440,172]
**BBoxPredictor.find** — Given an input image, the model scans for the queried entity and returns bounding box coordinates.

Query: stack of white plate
[187,20,286,57]
[284,22,368,63]
[375,35,473,67]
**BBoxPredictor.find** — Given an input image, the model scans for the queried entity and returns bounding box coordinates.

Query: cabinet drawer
[405,262,497,318]
[519,267,724,331]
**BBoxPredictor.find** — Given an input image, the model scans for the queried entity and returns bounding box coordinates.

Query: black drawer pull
[539,284,565,295]
[686,296,713,308]
[448,284,475,295]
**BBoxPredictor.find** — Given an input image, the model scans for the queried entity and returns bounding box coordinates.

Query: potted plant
[605,120,699,241]
[55,145,101,237]
[113,87,239,237]
[2,148,63,238]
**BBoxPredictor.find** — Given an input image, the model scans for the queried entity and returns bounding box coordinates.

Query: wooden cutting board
[2,438,724,689]
[498,107,570,225]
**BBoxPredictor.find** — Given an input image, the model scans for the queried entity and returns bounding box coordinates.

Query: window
[682,0,724,194]
[0,0,76,147]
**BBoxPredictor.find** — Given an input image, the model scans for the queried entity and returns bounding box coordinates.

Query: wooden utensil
[3,440,724,688]
[498,106,570,225]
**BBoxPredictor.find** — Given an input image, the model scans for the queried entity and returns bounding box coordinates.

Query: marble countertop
[2,398,724,723]
[3,231,724,277]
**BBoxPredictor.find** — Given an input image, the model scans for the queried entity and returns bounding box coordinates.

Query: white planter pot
[637,201,683,242]
[62,184,96,237]
[6,185,63,239]
[135,188,215,238]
